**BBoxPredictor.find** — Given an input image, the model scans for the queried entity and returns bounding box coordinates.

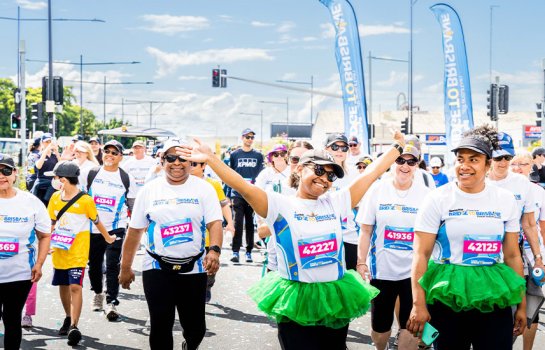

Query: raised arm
[176,139,268,218]
[348,132,404,207]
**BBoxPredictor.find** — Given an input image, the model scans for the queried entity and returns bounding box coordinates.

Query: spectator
[429,157,449,187]
[89,137,103,165]
[346,136,362,168]
[530,147,545,184]
[31,133,60,206]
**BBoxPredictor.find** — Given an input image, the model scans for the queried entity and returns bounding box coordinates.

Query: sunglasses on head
[290,156,300,164]
[272,151,287,158]
[356,165,367,170]
[329,144,349,152]
[305,164,338,182]
[103,149,120,156]
[163,154,187,163]
[395,157,418,166]
[493,155,513,162]
[244,135,255,140]
[0,167,14,176]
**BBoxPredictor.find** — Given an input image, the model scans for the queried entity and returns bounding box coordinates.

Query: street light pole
[47,0,54,137]
[409,0,418,134]
[489,5,500,84]
[275,77,313,124]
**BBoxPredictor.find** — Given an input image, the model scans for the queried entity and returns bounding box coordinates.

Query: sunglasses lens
[1,168,13,176]
[290,157,299,164]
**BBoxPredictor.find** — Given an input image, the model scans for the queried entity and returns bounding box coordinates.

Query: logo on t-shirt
[237,158,258,168]
[448,209,501,219]
[378,204,418,214]
[0,215,30,223]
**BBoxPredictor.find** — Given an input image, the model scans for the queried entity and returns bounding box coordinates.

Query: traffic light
[400,117,409,134]
[368,123,375,138]
[31,102,44,125]
[487,83,498,121]
[537,103,543,127]
[10,113,21,130]
[212,69,220,87]
[220,69,227,88]
[42,76,64,104]
[498,85,509,114]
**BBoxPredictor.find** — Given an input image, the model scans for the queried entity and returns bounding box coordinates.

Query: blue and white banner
[430,3,474,164]
[320,0,369,154]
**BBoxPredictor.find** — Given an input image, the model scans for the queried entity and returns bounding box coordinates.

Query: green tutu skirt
[247,270,379,329]
[419,262,526,313]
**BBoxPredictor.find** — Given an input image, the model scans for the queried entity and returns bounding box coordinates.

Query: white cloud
[277,21,296,33]
[320,23,335,39]
[178,75,207,81]
[251,21,275,27]
[320,22,409,39]
[16,0,46,10]
[146,47,274,77]
[140,15,209,35]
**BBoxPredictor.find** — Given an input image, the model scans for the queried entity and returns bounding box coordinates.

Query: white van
[0,137,31,165]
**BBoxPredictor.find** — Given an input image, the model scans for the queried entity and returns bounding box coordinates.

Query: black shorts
[370,278,412,333]
[52,268,85,286]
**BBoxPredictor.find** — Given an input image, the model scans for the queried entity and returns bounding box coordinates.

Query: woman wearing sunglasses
[255,144,293,196]
[0,154,51,349]
[177,132,405,350]
[407,125,527,349]
[356,139,430,350]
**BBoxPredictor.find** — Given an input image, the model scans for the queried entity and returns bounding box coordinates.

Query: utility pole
[19,40,27,167]
[542,59,545,147]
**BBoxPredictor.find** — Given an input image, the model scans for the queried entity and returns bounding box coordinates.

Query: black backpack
[87,167,130,199]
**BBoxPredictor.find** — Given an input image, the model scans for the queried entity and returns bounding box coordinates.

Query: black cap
[532,147,545,158]
[324,133,348,148]
[0,153,16,169]
[71,134,84,141]
[89,136,101,144]
[32,137,41,147]
[104,140,124,153]
[241,128,255,136]
[299,149,344,179]
[44,161,80,177]
[451,136,493,159]
[348,136,359,145]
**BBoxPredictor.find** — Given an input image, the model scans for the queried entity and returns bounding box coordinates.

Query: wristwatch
[534,253,543,261]
[209,245,221,254]
[392,142,403,155]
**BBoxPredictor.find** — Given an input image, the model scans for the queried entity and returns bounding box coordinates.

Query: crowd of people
[0,124,544,350]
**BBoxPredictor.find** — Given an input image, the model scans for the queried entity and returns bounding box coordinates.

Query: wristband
[356,262,368,267]
[392,142,403,155]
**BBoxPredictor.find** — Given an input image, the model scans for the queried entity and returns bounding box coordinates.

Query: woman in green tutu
[407,125,527,350]
[177,132,405,350]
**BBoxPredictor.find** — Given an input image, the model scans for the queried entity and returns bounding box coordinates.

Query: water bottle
[531,267,545,287]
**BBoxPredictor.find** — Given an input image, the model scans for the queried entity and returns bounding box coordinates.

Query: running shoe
[246,252,253,263]
[21,314,33,328]
[58,316,71,335]
[92,293,104,311]
[106,303,120,321]
[230,252,239,263]
[182,340,188,350]
[393,329,400,348]
[205,288,212,303]
[67,326,82,346]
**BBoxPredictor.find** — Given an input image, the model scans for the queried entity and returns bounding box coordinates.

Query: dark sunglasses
[349,144,359,148]
[290,156,300,164]
[244,135,255,140]
[305,164,337,182]
[163,154,187,163]
[0,167,14,176]
[395,157,418,166]
[431,166,440,169]
[272,151,287,158]
[329,144,349,152]
[493,155,513,162]
[357,165,367,170]
[103,149,120,156]
[191,161,204,167]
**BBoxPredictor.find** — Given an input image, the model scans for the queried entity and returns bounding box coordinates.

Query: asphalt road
[1,245,543,349]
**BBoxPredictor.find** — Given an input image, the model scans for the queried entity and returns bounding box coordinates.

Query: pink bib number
[160,219,194,247]
[0,237,19,259]
[50,228,76,250]
[297,233,339,269]
[384,226,414,251]
[462,234,502,265]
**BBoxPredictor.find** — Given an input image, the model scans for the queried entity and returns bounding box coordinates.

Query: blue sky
[0,0,544,139]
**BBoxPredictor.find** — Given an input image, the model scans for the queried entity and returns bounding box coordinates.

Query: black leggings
[370,278,412,333]
[88,228,125,304]
[343,242,358,270]
[428,302,514,350]
[143,269,207,350]
[0,280,32,350]
[277,320,349,350]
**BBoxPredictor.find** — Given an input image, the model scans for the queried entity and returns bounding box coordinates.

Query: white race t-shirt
[130,176,222,274]
[330,169,359,244]
[121,156,157,191]
[357,178,430,280]
[523,183,545,266]
[88,168,137,233]
[488,172,536,215]
[415,182,520,266]
[255,166,295,196]
[0,189,50,283]
[266,189,351,283]
[74,159,97,192]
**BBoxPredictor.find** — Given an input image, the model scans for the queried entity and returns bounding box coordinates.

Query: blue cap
[492,132,515,158]
[241,128,255,136]
[41,133,52,142]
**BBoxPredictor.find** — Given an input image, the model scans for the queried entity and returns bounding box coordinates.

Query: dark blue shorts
[52,268,85,286]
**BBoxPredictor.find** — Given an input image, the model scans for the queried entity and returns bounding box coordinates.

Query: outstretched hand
[393,130,405,147]
[175,138,213,163]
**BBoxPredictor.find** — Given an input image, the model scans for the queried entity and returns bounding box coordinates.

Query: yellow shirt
[47,191,98,269]
[205,177,226,247]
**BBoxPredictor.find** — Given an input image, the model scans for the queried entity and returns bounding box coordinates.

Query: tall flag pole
[430,3,474,165]
[320,0,370,154]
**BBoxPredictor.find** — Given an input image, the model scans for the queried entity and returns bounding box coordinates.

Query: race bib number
[50,227,76,250]
[94,195,117,212]
[297,233,338,269]
[384,226,414,251]
[462,234,502,265]
[0,237,19,259]
[160,218,194,247]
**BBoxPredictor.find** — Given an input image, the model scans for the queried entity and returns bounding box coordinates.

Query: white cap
[430,157,442,167]
[161,138,187,153]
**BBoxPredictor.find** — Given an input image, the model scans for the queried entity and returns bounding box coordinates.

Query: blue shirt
[431,172,449,187]
[229,148,264,198]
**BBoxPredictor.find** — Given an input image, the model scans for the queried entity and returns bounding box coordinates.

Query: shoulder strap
[52,192,86,225]
[118,167,130,198]
[87,167,101,192]
[422,172,430,188]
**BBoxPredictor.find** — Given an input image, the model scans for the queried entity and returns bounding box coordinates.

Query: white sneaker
[92,293,104,311]
[106,303,119,321]
[21,314,33,328]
